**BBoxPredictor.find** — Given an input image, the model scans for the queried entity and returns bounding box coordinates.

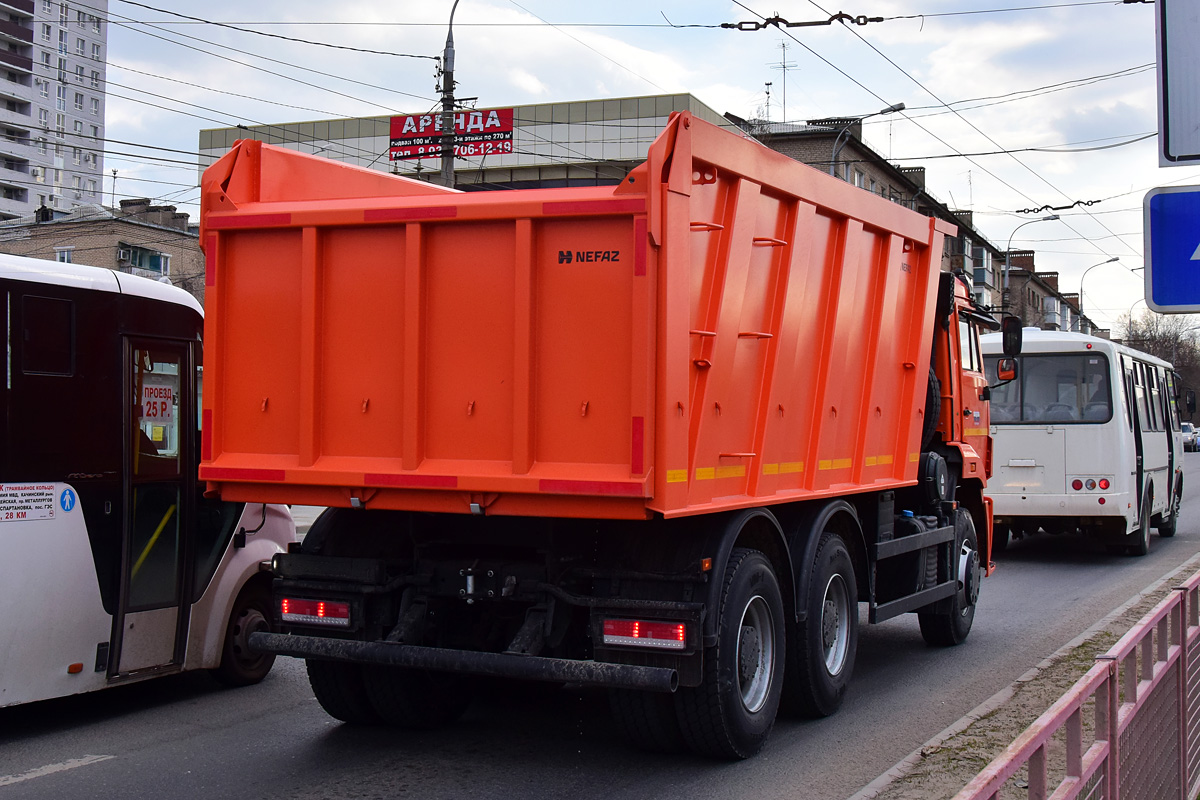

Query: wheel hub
[739,625,761,685]
[822,599,839,649]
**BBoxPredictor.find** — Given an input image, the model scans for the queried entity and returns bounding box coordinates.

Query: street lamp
[1074,256,1119,330]
[829,102,905,178]
[1001,214,1059,313]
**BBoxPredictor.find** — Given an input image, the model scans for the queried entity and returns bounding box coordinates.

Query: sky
[95,0,1199,333]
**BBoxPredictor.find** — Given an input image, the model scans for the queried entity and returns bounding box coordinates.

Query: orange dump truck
[199,112,1013,759]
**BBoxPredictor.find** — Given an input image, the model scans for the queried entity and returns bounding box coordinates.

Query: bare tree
[1119,311,1200,420]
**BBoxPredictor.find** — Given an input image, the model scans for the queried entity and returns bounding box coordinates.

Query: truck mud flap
[249,632,678,693]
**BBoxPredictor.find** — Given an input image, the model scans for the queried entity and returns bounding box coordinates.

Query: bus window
[22,295,73,376]
[984,353,1111,423]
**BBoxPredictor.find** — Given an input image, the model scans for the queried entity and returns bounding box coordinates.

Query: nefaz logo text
[558,250,621,264]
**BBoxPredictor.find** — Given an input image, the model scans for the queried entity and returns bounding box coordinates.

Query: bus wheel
[918,510,980,646]
[362,667,474,729]
[676,548,785,759]
[214,582,276,686]
[783,532,858,719]
[306,659,381,724]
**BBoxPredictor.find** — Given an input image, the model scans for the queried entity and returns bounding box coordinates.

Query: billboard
[389,108,514,161]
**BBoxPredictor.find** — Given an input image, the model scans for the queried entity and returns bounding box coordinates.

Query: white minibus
[1,256,295,707]
[982,330,1186,555]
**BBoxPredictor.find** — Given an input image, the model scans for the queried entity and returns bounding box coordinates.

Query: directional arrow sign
[1144,185,1200,313]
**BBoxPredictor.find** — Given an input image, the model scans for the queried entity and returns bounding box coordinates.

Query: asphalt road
[4,451,1200,799]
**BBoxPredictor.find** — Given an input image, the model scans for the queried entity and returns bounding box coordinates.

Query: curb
[845,550,1200,800]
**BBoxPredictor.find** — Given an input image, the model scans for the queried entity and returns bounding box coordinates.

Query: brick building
[0,197,204,301]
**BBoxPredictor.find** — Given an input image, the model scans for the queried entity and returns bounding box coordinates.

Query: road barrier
[954,569,1200,800]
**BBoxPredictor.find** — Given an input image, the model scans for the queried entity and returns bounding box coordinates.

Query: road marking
[0,755,114,787]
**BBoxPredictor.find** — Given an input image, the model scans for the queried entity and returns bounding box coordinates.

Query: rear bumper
[249,632,678,693]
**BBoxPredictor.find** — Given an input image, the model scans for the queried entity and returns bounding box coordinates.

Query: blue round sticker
[60,488,76,513]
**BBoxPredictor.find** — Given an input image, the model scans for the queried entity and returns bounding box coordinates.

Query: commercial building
[0,0,108,219]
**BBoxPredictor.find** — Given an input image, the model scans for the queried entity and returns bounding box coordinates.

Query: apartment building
[0,0,106,219]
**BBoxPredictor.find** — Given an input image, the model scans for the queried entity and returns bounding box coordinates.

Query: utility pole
[439,0,461,189]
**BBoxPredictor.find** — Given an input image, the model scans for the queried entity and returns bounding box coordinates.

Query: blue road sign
[1144,185,1200,313]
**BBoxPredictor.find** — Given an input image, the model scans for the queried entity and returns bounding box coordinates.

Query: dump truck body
[200,112,1001,759]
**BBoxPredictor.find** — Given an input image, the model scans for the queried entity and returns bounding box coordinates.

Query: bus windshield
[986,352,1112,424]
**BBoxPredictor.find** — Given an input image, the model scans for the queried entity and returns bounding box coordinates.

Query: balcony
[0,49,32,74]
[0,191,30,217]
[0,20,32,45]
[0,0,33,17]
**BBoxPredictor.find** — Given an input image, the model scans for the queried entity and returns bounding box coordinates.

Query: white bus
[982,329,1187,556]
[1,256,296,707]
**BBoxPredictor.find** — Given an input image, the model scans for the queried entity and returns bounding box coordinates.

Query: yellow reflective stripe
[666,469,688,483]
[818,458,852,471]
[781,461,804,473]
[762,463,779,475]
[695,467,715,481]
[716,465,745,479]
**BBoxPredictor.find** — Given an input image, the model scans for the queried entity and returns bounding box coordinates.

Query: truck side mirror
[996,357,1017,383]
[1001,316,1023,356]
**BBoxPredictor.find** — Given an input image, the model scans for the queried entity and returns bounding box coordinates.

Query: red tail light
[280,597,351,628]
[602,618,686,650]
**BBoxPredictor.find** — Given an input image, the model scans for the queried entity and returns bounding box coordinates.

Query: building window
[71,147,79,164]
[38,108,48,127]
[39,80,47,98]
[75,37,84,56]
[60,3,69,24]
[90,97,98,115]
[57,57,66,82]
[42,0,51,12]
[57,30,67,55]
[75,65,83,82]
[32,166,43,182]
[91,43,101,61]
[73,91,82,110]
[40,23,50,42]
[89,124,98,138]
[87,178,95,196]
[55,247,73,263]
[41,51,50,69]
[55,84,65,111]
[76,9,86,26]
[73,119,82,134]
[92,16,100,33]
[118,244,171,277]
[853,170,865,189]
[72,175,81,198]
[54,112,64,137]
[90,70,99,88]
[37,136,46,154]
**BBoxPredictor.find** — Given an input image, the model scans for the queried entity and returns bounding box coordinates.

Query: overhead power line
[114,0,439,59]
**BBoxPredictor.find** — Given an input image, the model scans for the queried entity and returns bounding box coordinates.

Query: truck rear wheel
[608,689,686,753]
[675,548,784,759]
[783,531,858,717]
[361,667,474,729]
[306,659,380,725]
[918,509,980,647]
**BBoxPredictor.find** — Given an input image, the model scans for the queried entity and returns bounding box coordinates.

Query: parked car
[1184,422,1198,452]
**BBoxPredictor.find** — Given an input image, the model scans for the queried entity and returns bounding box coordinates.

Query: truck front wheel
[675,548,784,759]
[918,509,980,646]
[783,531,858,717]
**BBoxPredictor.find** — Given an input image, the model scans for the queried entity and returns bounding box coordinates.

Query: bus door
[112,338,194,677]
[1122,356,1145,518]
